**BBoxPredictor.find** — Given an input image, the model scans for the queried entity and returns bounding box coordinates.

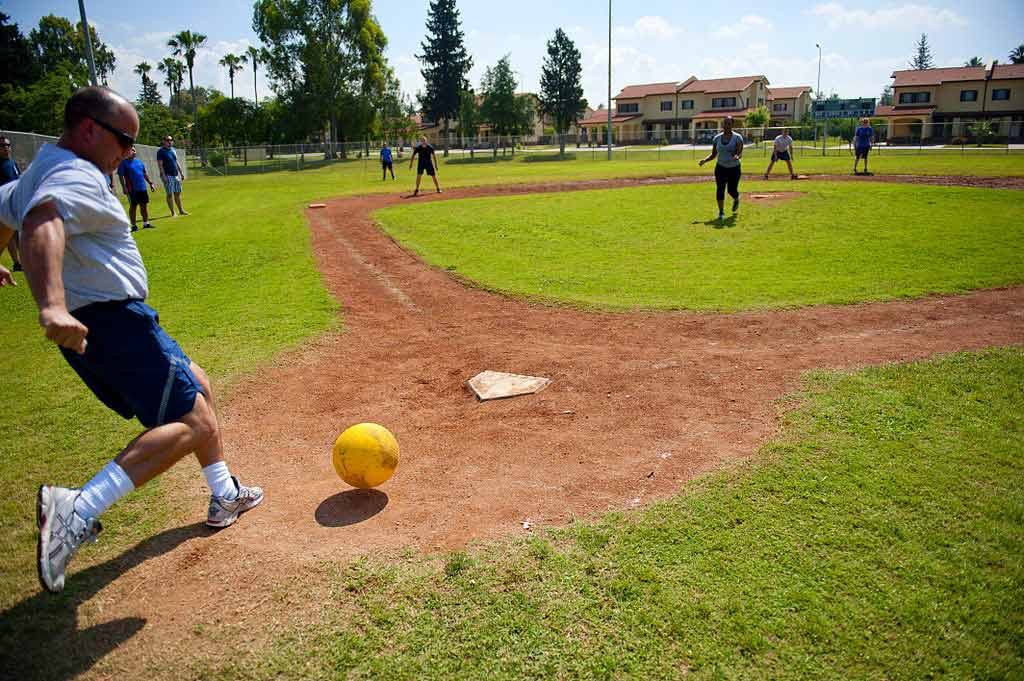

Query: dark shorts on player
[714,163,741,201]
[382,160,393,170]
[129,189,149,206]
[773,150,791,162]
[61,300,203,428]
[855,146,870,159]
[417,163,435,177]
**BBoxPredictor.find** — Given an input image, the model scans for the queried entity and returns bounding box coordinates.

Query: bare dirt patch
[15,175,1023,679]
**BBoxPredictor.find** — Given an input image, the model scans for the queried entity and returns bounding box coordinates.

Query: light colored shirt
[712,132,744,168]
[0,144,148,311]
[773,134,794,152]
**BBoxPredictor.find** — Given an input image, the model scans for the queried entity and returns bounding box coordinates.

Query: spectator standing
[0,135,22,271]
[156,135,188,216]
[117,146,156,230]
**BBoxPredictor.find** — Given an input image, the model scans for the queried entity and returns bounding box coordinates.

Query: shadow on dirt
[0,522,213,681]
[315,489,389,527]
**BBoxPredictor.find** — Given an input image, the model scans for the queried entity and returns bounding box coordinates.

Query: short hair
[64,86,129,133]
[723,116,734,124]
[0,134,9,144]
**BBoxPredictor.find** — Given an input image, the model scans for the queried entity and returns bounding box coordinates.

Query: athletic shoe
[412,190,418,197]
[131,225,138,232]
[179,211,190,216]
[763,173,769,180]
[732,197,740,212]
[436,189,442,193]
[37,485,102,593]
[718,212,725,221]
[206,476,264,528]
[143,222,154,229]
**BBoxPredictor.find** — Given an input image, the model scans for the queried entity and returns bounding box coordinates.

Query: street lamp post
[79,0,98,85]
[816,43,823,155]
[607,0,612,160]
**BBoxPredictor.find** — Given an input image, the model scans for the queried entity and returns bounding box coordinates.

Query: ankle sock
[75,461,135,519]
[203,461,238,500]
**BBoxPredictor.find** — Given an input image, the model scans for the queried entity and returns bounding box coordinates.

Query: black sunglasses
[87,115,135,149]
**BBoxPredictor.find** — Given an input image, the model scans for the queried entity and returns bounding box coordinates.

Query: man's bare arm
[21,202,88,353]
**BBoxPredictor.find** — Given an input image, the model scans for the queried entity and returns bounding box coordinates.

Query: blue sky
[4,0,1023,110]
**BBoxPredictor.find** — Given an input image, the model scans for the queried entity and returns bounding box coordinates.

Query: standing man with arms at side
[157,134,188,216]
[117,146,156,231]
[699,116,744,221]
[763,127,797,180]
[853,117,874,175]
[1,135,23,271]
[409,136,442,196]
[380,142,396,181]
[0,87,263,594]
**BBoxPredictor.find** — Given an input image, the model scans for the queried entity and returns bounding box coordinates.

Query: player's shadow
[694,215,738,229]
[315,489,389,527]
[0,522,213,681]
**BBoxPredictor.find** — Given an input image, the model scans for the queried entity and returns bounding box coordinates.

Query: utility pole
[79,0,98,85]
[815,43,822,154]
[607,0,612,160]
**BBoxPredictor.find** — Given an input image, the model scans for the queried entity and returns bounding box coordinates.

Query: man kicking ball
[764,127,797,180]
[409,136,442,196]
[0,87,263,593]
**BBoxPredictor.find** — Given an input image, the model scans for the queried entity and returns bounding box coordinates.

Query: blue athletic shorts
[773,150,791,162]
[164,177,182,194]
[61,300,203,428]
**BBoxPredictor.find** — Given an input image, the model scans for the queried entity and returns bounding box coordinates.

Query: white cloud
[712,15,774,39]
[809,3,968,29]
[615,16,683,41]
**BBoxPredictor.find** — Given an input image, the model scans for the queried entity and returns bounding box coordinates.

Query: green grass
[375,181,1024,311]
[189,348,1024,680]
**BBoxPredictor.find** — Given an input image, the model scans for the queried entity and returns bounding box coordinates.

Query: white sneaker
[37,485,101,593]
[206,476,264,528]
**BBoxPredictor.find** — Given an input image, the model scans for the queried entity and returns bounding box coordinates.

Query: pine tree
[909,33,934,70]
[417,0,472,156]
[539,28,587,157]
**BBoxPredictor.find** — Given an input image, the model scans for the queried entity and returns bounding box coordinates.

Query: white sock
[203,461,237,500]
[75,461,135,519]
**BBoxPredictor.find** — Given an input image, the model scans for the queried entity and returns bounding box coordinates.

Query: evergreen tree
[28,15,115,84]
[0,12,40,87]
[417,0,473,156]
[538,28,587,157]
[480,55,532,140]
[909,33,934,70]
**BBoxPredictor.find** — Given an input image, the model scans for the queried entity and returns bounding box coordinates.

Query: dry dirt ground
[9,175,1024,680]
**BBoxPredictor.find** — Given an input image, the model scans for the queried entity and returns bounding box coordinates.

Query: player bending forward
[764,128,797,180]
[0,86,263,594]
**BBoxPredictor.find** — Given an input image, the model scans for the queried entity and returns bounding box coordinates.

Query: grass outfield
[375,181,1024,311]
[190,348,1024,679]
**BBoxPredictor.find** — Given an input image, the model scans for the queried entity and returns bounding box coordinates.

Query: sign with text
[812,98,876,120]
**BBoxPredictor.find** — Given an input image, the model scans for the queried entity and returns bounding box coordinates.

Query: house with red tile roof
[877,63,1024,142]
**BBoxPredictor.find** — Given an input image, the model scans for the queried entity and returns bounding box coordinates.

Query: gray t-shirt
[712,131,744,168]
[0,144,148,311]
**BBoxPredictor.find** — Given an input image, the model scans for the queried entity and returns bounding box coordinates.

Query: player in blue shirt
[117,146,156,230]
[156,135,188,216]
[853,117,874,175]
[380,142,395,181]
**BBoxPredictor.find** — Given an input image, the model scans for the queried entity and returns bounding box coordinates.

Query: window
[773,103,787,112]
[660,101,673,111]
[898,91,931,104]
[992,89,1010,101]
[618,102,639,113]
[712,97,737,109]
[680,100,694,109]
[960,90,978,102]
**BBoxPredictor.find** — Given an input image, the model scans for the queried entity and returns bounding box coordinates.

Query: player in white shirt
[763,128,797,180]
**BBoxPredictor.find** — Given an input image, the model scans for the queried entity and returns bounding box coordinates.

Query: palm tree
[964,56,984,67]
[1011,45,1024,65]
[168,30,208,149]
[158,57,182,102]
[134,61,152,91]
[219,53,244,99]
[245,45,261,106]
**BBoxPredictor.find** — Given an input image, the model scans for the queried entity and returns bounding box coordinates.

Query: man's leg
[786,158,795,178]
[140,202,152,227]
[729,167,741,212]
[6,233,20,270]
[432,173,441,192]
[129,203,138,229]
[764,158,775,178]
[165,188,175,216]
[414,172,423,195]
[382,164,386,181]
[174,192,187,215]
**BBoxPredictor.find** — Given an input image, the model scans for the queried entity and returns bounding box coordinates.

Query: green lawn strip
[375,181,1024,311]
[0,179,340,608]
[194,348,1024,680]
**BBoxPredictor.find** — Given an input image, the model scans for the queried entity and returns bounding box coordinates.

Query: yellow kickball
[332,423,400,489]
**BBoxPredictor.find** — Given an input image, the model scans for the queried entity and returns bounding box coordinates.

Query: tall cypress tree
[539,28,587,158]
[909,33,934,70]
[417,0,472,156]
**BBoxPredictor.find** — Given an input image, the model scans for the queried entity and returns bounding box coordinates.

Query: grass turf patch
[195,348,1024,680]
[375,181,1024,311]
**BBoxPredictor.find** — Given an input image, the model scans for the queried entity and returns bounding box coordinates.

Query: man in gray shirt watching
[0,86,263,594]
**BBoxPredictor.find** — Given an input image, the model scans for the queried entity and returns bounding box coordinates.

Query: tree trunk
[443,119,450,157]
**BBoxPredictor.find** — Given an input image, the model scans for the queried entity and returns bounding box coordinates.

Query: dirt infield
[15,175,1023,677]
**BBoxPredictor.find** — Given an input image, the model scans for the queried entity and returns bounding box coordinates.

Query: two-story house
[766,86,813,126]
[876,63,1024,142]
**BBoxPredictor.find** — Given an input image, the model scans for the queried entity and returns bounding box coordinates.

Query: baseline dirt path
[27,175,1023,678]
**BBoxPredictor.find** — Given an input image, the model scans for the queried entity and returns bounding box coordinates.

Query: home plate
[467,370,551,401]
[309,203,327,208]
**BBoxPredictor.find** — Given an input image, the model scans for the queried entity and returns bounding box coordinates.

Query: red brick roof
[680,75,764,94]
[613,82,679,99]
[690,109,752,120]
[992,63,1024,80]
[891,67,986,86]
[768,86,811,99]
[578,111,642,125]
[875,105,936,117]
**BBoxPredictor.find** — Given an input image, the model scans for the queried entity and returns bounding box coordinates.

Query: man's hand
[0,265,15,287]
[39,306,88,354]
[699,159,706,166]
